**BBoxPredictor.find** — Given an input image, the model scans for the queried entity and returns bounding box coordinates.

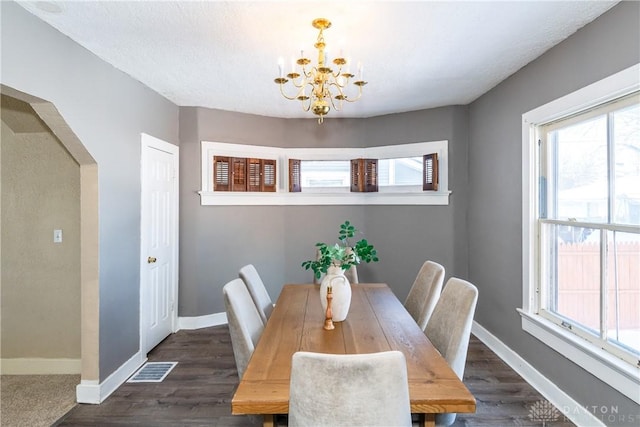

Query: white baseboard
[76,350,146,404]
[472,321,605,427]
[75,313,227,404]
[178,312,227,330]
[0,358,81,374]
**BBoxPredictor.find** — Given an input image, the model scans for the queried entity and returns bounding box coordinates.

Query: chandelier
[274,18,367,124]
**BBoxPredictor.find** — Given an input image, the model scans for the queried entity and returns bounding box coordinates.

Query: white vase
[320,265,352,322]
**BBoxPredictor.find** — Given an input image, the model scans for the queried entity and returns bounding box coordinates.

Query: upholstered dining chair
[288,350,412,427]
[239,264,274,324]
[223,278,265,379]
[404,260,445,330]
[424,277,478,426]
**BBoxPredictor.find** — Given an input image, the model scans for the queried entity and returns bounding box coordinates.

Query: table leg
[262,414,274,427]
[417,413,435,427]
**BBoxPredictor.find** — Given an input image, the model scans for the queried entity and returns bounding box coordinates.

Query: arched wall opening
[1,84,99,384]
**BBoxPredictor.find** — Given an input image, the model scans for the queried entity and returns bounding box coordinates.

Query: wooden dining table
[231,283,476,427]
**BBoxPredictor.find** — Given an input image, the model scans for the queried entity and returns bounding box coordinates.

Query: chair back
[404,260,445,330]
[223,278,265,379]
[424,277,478,426]
[239,264,274,324]
[289,351,412,427]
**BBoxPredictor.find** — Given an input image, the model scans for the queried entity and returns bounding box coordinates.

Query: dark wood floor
[54,325,575,426]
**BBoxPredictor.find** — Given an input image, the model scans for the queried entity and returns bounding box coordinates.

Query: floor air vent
[127,362,177,383]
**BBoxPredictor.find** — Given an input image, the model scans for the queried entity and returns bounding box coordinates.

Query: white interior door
[140,133,179,354]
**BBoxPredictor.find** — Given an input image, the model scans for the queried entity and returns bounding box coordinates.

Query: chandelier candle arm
[274,17,367,124]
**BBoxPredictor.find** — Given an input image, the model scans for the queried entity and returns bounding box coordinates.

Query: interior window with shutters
[262,159,276,192]
[213,156,230,191]
[247,158,261,192]
[231,157,247,191]
[423,153,439,191]
[351,158,378,192]
[289,159,301,192]
[213,156,276,192]
[201,139,450,205]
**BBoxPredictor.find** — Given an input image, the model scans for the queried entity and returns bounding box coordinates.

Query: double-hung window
[521,64,640,403]
[539,94,640,361]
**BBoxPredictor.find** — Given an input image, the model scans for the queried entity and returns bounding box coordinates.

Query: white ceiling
[17,1,619,120]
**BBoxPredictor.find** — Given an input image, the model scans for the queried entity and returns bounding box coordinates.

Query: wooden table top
[231,283,476,417]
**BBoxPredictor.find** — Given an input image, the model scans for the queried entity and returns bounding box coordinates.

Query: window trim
[199,140,450,205]
[521,63,640,404]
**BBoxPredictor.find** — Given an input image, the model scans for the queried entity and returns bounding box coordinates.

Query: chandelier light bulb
[277,57,284,78]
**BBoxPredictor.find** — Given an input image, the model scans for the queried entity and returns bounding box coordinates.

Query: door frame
[140,133,179,354]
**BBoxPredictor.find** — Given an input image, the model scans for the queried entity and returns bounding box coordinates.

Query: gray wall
[178,106,469,316]
[1,2,179,380]
[467,2,640,423]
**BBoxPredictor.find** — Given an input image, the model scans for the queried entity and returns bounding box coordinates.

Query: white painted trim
[198,190,451,206]
[0,358,81,375]
[76,350,146,404]
[75,379,100,404]
[471,321,606,427]
[517,310,640,404]
[178,312,228,330]
[523,64,639,125]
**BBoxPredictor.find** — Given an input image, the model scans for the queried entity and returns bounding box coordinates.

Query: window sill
[198,191,451,206]
[517,308,640,404]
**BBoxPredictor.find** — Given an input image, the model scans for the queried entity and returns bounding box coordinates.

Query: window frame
[520,63,640,404]
[199,140,450,205]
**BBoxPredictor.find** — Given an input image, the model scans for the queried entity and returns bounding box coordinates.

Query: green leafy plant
[302,220,379,280]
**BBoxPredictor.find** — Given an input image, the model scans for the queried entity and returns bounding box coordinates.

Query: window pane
[300,160,350,188]
[606,231,640,355]
[613,102,640,226]
[550,115,608,222]
[550,223,601,334]
[378,157,422,186]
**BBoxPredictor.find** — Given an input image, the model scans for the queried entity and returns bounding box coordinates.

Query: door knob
[148,256,157,264]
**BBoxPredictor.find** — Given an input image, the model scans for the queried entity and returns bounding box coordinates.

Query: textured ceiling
[17,1,619,120]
